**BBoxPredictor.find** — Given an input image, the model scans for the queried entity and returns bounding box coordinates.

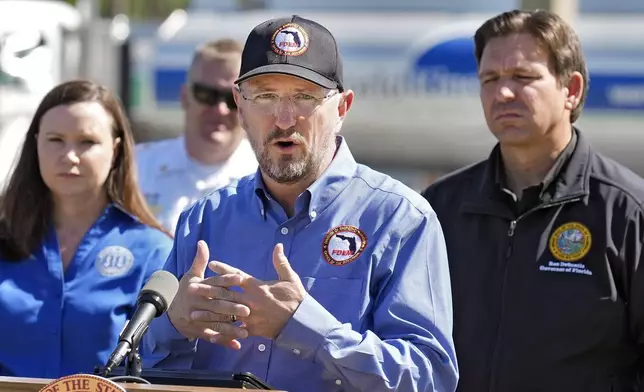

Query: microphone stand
[124,344,142,378]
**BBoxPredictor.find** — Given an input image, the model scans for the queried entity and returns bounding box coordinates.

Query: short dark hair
[474,9,589,122]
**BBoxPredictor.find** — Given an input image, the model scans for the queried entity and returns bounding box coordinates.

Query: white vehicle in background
[129,9,644,189]
[0,0,82,190]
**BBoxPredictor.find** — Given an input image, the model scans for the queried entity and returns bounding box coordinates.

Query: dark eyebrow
[478,70,497,80]
[41,128,99,138]
[40,128,67,137]
[478,66,536,79]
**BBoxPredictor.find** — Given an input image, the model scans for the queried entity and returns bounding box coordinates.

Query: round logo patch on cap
[271,23,309,56]
[322,225,368,266]
[95,246,135,277]
[548,222,592,262]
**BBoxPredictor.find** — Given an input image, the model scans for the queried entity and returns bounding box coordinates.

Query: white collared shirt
[135,136,258,233]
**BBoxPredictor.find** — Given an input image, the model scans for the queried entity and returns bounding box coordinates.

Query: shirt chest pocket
[300,277,365,326]
[530,248,627,345]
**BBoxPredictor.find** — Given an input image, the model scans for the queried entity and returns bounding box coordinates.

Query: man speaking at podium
[143,15,458,392]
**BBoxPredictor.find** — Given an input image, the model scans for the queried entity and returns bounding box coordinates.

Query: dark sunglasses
[191,82,237,109]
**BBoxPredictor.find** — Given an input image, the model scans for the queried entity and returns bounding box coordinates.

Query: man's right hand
[166,240,250,350]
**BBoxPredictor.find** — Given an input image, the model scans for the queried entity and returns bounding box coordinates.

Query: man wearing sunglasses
[136,38,258,232]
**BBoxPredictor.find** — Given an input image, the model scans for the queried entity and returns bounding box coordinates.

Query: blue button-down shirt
[144,137,458,392]
[0,204,172,378]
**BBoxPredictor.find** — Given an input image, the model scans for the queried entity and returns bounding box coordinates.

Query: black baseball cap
[235,15,344,91]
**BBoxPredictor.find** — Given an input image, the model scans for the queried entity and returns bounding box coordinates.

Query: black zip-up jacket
[422,129,644,392]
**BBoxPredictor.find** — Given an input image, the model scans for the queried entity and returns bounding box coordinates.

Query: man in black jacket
[422,9,644,392]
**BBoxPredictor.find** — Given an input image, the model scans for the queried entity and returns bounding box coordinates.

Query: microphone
[103,270,180,376]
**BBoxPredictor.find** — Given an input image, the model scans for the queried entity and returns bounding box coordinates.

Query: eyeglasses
[236,88,339,117]
[191,82,237,109]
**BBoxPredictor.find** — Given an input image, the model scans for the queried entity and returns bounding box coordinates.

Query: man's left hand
[193,243,307,341]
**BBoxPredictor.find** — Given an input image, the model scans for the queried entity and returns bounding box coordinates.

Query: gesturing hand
[191,243,307,340]
[166,240,251,350]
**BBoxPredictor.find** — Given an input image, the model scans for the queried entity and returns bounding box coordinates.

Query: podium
[0,376,287,391]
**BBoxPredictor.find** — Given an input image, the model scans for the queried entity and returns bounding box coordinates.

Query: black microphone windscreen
[139,270,179,312]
